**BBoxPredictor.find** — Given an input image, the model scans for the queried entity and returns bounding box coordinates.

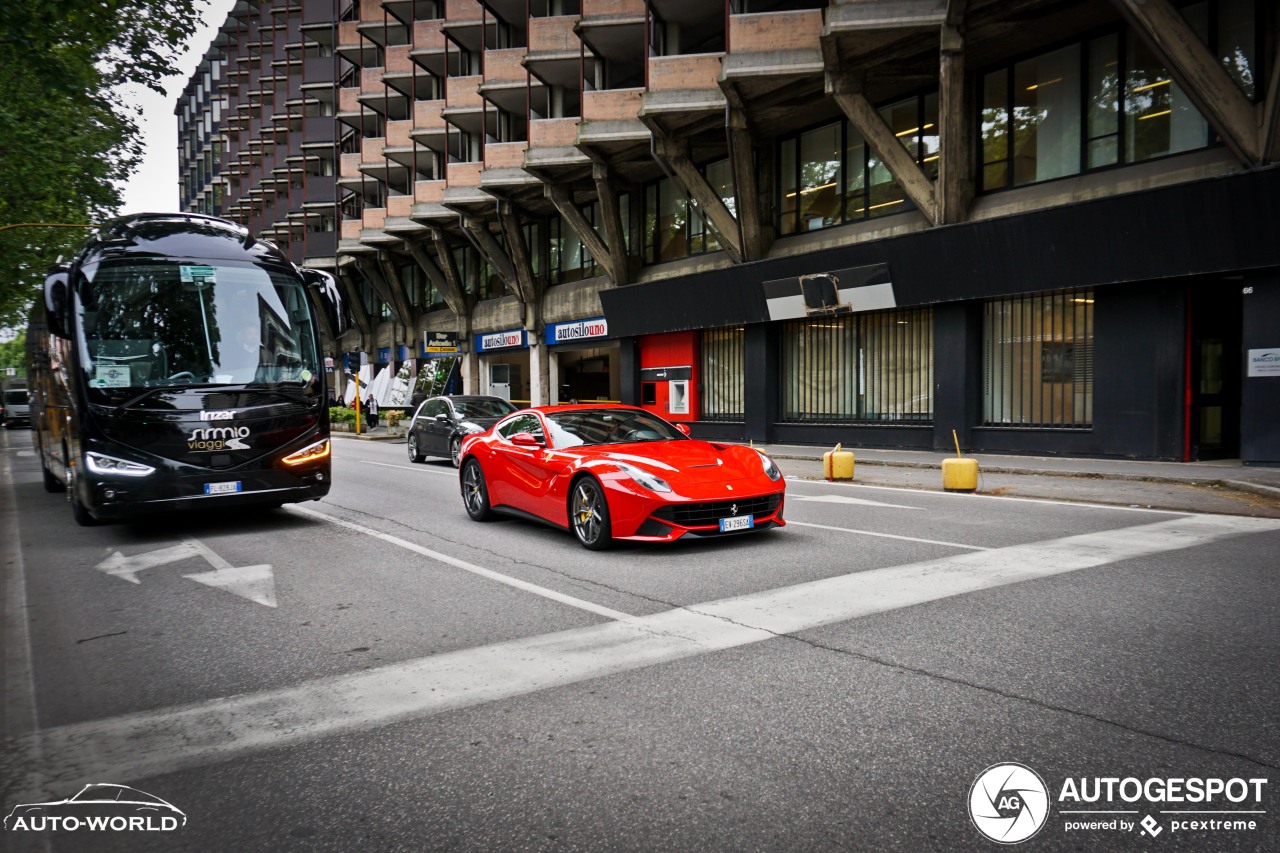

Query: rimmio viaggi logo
[968,763,1269,844]
[4,784,186,833]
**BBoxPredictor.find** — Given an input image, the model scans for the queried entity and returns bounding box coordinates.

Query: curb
[331,431,403,442]
[766,452,1280,492]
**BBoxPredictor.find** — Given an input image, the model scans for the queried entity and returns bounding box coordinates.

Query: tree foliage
[0,0,205,329]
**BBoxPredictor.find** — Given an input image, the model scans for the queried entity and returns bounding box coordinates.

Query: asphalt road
[2,429,1277,852]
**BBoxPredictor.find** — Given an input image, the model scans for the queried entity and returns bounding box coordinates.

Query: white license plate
[719,515,754,532]
[204,481,243,495]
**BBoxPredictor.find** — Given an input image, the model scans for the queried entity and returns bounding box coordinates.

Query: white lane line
[785,520,990,551]
[286,503,632,622]
[1,443,52,853]
[791,494,921,509]
[786,479,1190,514]
[355,459,456,477]
[28,513,1278,785]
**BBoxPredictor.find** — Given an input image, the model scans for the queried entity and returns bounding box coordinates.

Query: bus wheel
[66,466,98,527]
[35,438,64,493]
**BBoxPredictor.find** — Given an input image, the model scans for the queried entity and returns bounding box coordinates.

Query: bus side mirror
[43,269,69,338]
[300,268,349,337]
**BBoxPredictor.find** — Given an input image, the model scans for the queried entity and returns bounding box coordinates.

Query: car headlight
[459,421,484,434]
[86,451,155,477]
[281,438,330,466]
[756,449,782,481]
[614,461,671,493]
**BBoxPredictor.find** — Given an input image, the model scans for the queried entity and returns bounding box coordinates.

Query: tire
[570,476,613,551]
[35,436,64,493]
[460,458,494,521]
[449,436,463,468]
[42,461,63,493]
[407,433,424,463]
[66,466,98,527]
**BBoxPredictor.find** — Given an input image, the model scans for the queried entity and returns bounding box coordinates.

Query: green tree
[0,0,205,329]
[0,332,26,372]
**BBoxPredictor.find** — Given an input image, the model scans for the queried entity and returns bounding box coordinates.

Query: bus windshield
[75,260,322,402]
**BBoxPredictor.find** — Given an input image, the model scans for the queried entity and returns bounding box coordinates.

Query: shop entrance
[1188,282,1243,460]
[555,346,618,404]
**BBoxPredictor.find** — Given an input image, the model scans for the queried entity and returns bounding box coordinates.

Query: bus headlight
[85,451,155,477]
[281,438,330,466]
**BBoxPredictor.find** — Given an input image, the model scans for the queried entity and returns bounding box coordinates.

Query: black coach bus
[29,213,345,525]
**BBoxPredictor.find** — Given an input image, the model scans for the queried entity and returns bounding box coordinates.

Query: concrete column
[529,340,550,407]
[548,350,561,404]
[461,349,480,394]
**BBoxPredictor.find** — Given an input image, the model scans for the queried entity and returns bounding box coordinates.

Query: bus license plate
[719,515,754,532]
[204,481,243,495]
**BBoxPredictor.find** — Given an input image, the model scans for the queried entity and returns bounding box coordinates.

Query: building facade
[185,0,1280,464]
[178,0,343,268]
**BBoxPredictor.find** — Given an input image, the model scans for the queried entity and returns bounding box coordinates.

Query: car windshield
[453,398,517,418]
[3,391,27,405]
[75,259,322,404]
[545,409,686,447]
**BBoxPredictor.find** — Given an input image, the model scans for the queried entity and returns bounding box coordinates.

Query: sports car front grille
[650,493,782,527]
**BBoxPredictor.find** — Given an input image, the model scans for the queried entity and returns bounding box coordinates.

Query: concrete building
[185,0,1280,464]
[178,0,343,269]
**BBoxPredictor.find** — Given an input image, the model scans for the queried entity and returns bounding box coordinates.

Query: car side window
[424,399,447,419]
[497,413,543,443]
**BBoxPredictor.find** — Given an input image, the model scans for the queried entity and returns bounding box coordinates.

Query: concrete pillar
[529,340,549,407]
[548,350,561,405]
[461,349,480,395]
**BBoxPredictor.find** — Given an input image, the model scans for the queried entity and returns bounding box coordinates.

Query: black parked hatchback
[406,395,517,467]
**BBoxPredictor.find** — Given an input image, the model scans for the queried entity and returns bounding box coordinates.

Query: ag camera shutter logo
[969,763,1050,844]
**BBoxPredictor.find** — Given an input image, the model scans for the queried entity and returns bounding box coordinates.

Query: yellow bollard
[942,429,978,491]
[823,442,855,481]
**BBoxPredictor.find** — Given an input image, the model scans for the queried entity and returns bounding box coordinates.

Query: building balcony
[357,16,410,49]
[408,20,447,77]
[721,8,824,97]
[525,117,591,174]
[409,99,449,152]
[579,87,648,148]
[443,75,489,138]
[481,141,539,193]
[643,53,725,112]
[525,15,580,93]
[578,0,644,67]
[336,21,379,66]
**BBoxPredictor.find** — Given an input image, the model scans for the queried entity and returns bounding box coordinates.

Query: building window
[778,93,933,235]
[700,326,744,421]
[981,1,1258,192]
[780,307,933,423]
[549,208,602,284]
[983,289,1094,428]
[642,161,728,264]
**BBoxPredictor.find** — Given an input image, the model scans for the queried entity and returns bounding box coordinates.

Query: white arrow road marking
[31,513,1279,784]
[94,539,276,607]
[95,541,203,584]
[791,494,921,509]
[184,564,278,608]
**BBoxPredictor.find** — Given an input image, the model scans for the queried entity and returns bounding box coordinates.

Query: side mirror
[510,432,542,448]
[300,267,350,336]
[43,269,69,338]
[675,423,691,436]
[435,413,450,422]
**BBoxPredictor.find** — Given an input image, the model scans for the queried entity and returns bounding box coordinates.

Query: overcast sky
[117,0,238,215]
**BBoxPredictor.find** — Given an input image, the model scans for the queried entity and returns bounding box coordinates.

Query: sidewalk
[750,443,1280,517]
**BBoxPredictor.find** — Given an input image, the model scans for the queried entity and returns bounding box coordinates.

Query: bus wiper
[112,383,221,413]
